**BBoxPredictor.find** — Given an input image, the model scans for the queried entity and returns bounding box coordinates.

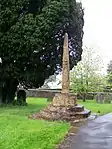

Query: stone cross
[61,33,70,94]
[52,33,76,107]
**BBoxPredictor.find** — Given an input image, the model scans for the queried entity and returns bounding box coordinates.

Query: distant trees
[107,60,112,89]
[71,46,105,101]
[107,60,112,73]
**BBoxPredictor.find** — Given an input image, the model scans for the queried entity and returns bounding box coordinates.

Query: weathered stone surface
[30,104,91,121]
[62,33,69,94]
[52,33,77,108]
[52,93,76,107]
[29,33,91,122]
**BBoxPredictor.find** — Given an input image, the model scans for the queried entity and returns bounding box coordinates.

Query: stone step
[70,109,91,119]
[30,106,91,122]
[68,105,84,112]
[75,109,91,119]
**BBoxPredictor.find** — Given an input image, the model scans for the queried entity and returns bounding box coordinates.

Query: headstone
[104,93,112,103]
[95,93,104,104]
[95,92,112,104]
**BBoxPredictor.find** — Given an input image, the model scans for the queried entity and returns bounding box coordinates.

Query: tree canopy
[0,0,84,104]
[71,46,105,98]
[107,60,112,74]
[106,60,112,89]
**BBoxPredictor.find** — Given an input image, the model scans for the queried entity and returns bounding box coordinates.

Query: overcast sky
[78,0,112,72]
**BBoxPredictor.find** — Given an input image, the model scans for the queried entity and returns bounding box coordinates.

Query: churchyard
[1,1,112,148]
[0,97,112,149]
[79,100,112,115]
[0,98,70,149]
[0,22,112,149]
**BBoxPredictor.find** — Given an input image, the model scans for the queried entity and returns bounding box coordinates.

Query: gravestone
[104,93,112,103]
[95,92,112,104]
[95,93,104,104]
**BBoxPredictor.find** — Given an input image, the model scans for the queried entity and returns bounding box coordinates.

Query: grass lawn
[0,98,70,149]
[78,100,112,115]
[1,98,112,149]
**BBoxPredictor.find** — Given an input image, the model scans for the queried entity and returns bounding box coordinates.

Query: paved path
[58,113,112,149]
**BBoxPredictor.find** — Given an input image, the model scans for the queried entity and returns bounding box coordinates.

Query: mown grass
[1,98,112,149]
[78,100,112,115]
[0,98,70,149]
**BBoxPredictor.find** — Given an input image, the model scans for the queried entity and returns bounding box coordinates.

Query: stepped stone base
[30,104,91,122]
[30,93,91,122]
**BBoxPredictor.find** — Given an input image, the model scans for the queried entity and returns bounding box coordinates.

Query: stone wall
[26,90,112,104]
[26,89,61,98]
[27,89,111,101]
[77,93,96,100]
[26,89,77,100]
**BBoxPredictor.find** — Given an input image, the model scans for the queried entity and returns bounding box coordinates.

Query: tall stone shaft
[61,33,70,94]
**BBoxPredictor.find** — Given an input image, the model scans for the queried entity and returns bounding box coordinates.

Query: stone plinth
[52,93,76,107]
[29,93,91,122]
[30,103,91,122]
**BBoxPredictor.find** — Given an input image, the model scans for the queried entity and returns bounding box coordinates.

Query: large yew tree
[0,0,84,104]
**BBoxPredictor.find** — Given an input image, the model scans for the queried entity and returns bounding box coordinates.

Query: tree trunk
[0,86,2,105]
[83,93,86,102]
[0,78,18,105]
[17,89,27,105]
[6,79,18,104]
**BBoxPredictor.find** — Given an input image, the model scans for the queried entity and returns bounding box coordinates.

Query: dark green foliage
[107,72,112,89]
[0,0,84,104]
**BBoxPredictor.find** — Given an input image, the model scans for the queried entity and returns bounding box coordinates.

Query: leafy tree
[0,0,84,104]
[106,60,112,89]
[71,46,105,101]
[107,60,112,73]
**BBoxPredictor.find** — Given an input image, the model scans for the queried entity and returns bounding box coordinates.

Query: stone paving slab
[58,113,112,149]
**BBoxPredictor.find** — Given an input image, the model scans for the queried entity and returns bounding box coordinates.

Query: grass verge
[0,98,70,149]
[78,100,112,115]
